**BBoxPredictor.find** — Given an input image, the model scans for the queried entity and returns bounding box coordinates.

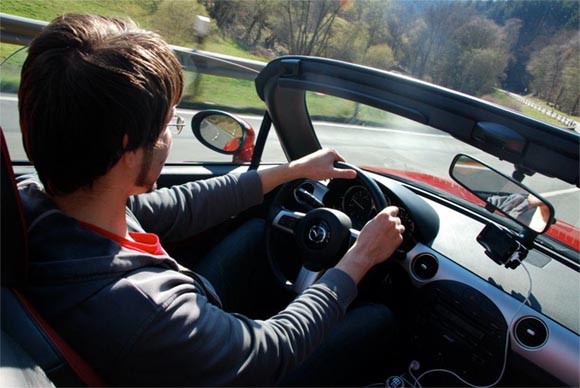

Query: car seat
[1,128,106,387]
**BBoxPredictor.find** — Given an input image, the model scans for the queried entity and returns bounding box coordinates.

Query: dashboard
[290,175,579,387]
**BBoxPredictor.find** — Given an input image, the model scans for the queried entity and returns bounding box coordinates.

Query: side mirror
[191,110,255,162]
[450,154,554,234]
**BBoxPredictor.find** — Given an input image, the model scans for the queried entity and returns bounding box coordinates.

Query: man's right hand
[335,206,405,284]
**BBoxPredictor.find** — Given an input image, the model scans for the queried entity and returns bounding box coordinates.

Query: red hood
[365,166,580,251]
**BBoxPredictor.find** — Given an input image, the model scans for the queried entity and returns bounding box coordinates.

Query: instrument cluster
[326,180,416,248]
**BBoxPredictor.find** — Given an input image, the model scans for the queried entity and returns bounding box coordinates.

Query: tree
[482,0,579,92]
[200,0,242,31]
[242,0,272,47]
[385,1,412,61]
[527,30,580,115]
[358,0,391,57]
[192,0,576,104]
[324,0,394,65]
[323,17,366,62]
[447,17,509,95]
[393,2,510,97]
[364,44,396,70]
[271,0,344,55]
[458,48,508,95]
[404,2,475,79]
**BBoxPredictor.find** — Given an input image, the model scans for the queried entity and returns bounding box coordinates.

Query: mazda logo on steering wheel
[308,224,328,244]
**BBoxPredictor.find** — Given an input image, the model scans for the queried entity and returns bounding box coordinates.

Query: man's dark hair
[18,13,184,195]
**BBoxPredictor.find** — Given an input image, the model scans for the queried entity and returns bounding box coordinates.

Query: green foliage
[481,90,579,127]
[183,74,264,110]
[0,46,28,92]
[2,0,576,115]
[481,90,521,112]
[323,17,365,63]
[270,0,343,56]
[363,44,395,70]
[0,0,266,111]
[459,48,508,95]
[149,0,207,46]
[0,0,153,23]
[480,0,579,92]
[527,30,580,115]
[203,36,267,62]
[306,93,358,121]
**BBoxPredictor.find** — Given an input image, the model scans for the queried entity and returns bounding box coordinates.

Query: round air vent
[514,316,548,349]
[412,253,439,280]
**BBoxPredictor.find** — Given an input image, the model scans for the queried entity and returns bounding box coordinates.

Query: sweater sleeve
[115,268,357,387]
[126,171,263,241]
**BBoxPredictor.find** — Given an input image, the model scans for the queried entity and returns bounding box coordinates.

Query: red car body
[365,166,580,251]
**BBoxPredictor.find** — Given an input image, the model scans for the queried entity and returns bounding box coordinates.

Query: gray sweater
[18,172,358,386]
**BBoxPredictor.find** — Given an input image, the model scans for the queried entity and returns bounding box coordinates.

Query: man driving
[18,13,405,386]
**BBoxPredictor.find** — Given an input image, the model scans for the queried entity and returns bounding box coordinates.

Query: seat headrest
[1,128,28,287]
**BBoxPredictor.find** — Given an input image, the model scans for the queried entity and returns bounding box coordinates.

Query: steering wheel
[266,162,388,293]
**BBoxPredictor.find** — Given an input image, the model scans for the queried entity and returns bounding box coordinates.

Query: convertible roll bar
[0,12,265,80]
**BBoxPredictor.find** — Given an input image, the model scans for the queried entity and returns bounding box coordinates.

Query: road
[1,95,578,229]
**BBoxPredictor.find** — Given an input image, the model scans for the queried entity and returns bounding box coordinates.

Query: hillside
[1,0,577,125]
[0,0,264,62]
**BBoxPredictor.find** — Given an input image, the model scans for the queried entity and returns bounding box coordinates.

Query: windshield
[306,93,580,253]
[1,0,578,251]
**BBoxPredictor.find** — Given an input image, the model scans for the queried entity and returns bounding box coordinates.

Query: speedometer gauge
[342,185,376,229]
[398,207,415,234]
[397,207,417,250]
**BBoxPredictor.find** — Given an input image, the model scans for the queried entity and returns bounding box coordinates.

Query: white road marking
[540,187,579,198]
[0,94,18,102]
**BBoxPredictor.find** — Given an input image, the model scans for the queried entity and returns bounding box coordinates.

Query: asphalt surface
[2,95,578,229]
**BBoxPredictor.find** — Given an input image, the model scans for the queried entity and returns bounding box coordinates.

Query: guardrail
[0,12,265,81]
[506,91,578,130]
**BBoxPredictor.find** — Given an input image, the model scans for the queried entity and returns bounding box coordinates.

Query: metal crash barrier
[0,12,265,80]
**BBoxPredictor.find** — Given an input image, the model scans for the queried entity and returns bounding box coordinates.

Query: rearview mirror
[450,154,554,234]
[191,110,255,162]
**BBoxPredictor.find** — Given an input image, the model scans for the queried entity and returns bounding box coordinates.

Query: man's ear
[120,134,140,169]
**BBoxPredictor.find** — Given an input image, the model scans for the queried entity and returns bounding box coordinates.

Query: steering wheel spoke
[349,228,360,245]
[289,267,321,294]
[272,208,306,235]
[267,163,389,293]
